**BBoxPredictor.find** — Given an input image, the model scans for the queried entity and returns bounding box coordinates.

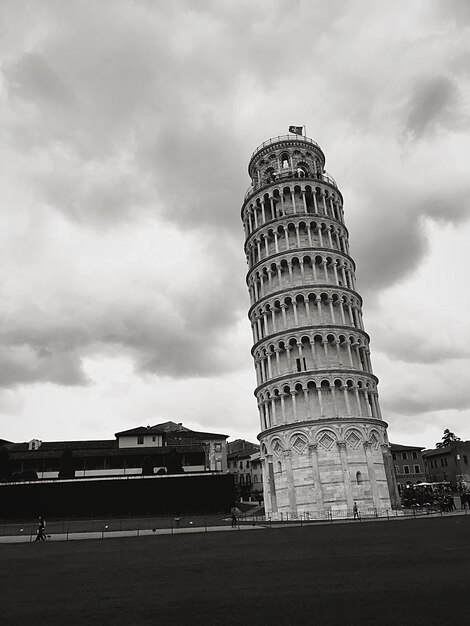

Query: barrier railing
[244,170,339,201]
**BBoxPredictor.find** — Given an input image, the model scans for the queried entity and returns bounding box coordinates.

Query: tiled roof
[423,441,470,457]
[390,443,425,451]
[115,422,228,440]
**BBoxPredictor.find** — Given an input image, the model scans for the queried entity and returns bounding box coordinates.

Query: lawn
[0,516,468,625]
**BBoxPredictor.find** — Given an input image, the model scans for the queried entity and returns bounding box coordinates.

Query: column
[305,297,311,323]
[327,227,334,248]
[291,188,297,214]
[354,386,363,416]
[280,392,287,423]
[292,301,299,325]
[364,442,381,509]
[271,308,277,333]
[281,303,287,327]
[283,450,298,515]
[342,385,351,416]
[328,297,335,323]
[307,224,313,247]
[313,192,319,214]
[302,190,308,214]
[337,441,354,510]
[291,390,298,421]
[265,454,278,513]
[316,298,323,323]
[303,388,311,418]
[309,444,325,510]
[271,398,277,425]
[317,387,324,417]
[275,348,281,375]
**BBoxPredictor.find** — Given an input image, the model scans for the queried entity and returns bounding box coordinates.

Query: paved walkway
[1,509,468,544]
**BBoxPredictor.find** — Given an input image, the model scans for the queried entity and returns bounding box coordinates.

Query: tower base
[260,418,397,516]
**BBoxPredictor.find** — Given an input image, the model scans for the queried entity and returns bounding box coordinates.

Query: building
[241,132,399,516]
[227,439,261,501]
[1,421,228,481]
[423,441,470,489]
[390,443,426,493]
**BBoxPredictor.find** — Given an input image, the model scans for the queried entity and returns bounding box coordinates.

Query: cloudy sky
[1,0,469,448]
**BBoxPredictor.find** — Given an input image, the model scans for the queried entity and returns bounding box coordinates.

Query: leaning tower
[241,133,399,517]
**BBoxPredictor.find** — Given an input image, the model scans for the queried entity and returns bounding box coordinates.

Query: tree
[58,448,76,479]
[0,447,10,480]
[166,448,184,474]
[435,429,461,449]
[142,455,155,476]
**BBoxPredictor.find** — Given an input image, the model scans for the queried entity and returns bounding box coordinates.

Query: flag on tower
[289,125,303,135]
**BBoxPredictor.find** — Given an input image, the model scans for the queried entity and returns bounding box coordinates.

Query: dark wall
[0,474,235,520]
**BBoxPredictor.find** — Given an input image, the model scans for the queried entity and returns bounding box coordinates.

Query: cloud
[403,76,464,139]
[0,0,470,445]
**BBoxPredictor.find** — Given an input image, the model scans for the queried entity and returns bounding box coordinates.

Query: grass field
[1,516,468,625]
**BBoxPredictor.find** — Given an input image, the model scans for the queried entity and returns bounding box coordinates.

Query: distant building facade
[390,443,426,493]
[0,421,228,481]
[227,439,262,501]
[423,441,470,489]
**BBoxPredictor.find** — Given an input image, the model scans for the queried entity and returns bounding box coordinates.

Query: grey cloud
[349,195,428,295]
[384,387,470,416]
[376,337,470,365]
[0,244,248,388]
[0,345,88,388]
[5,52,73,107]
[404,76,463,139]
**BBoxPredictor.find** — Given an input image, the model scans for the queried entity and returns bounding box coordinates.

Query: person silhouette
[35,516,46,541]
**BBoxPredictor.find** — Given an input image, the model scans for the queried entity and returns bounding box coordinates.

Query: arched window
[281,152,289,169]
[356,471,363,485]
[277,461,282,473]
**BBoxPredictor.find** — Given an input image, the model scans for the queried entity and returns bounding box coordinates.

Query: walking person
[231,506,238,528]
[35,515,46,541]
[353,502,359,520]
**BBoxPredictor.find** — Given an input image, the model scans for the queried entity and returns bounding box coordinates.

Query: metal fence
[1,505,467,542]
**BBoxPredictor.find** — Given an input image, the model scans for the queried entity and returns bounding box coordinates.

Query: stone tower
[241,133,399,517]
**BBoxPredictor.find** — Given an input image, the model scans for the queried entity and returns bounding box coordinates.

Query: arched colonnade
[243,184,344,238]
[250,289,364,342]
[248,253,356,303]
[253,331,373,385]
[256,377,381,430]
[246,218,350,266]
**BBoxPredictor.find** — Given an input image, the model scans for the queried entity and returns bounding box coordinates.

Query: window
[281,152,289,169]
[239,461,243,469]
[402,452,407,460]
[240,476,245,485]
[246,460,250,468]
[152,436,156,442]
[137,436,144,445]
[403,465,410,474]
[394,465,399,475]
[412,451,418,459]
[296,357,307,372]
[414,465,420,474]
[464,455,468,464]
[392,453,397,461]
[214,443,222,452]
[356,471,363,485]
